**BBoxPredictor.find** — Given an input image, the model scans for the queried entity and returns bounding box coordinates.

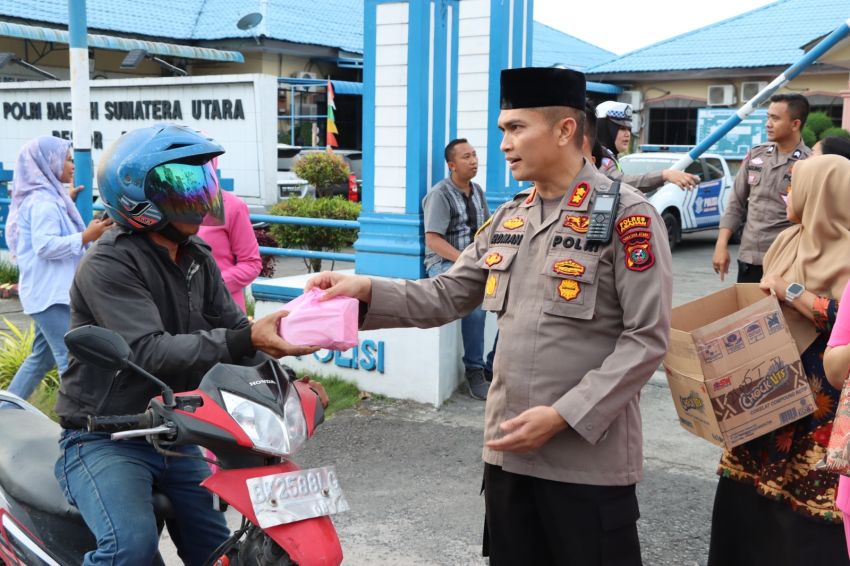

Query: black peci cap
[500,67,586,110]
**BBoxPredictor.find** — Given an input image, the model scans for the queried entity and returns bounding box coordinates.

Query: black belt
[59,416,88,430]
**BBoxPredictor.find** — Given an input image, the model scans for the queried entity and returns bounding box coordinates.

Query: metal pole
[68,0,93,223]
[671,17,850,171]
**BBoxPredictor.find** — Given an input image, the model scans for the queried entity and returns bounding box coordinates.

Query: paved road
[2,231,741,565]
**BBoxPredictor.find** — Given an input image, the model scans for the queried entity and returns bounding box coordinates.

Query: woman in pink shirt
[825,278,850,560]
[197,159,262,312]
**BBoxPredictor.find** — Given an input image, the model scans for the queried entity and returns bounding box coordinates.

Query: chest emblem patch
[485,274,498,297]
[484,252,503,267]
[568,182,590,207]
[557,279,581,301]
[564,215,589,233]
[502,217,525,230]
[552,259,585,277]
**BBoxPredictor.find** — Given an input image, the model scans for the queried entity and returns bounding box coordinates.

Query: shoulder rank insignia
[564,215,589,233]
[552,259,585,277]
[484,252,503,267]
[792,149,802,159]
[557,279,581,301]
[568,182,590,207]
[502,217,525,230]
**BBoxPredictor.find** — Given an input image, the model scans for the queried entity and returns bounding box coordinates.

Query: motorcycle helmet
[97,124,225,232]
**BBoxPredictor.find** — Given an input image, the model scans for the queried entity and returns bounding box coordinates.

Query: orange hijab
[762,154,850,300]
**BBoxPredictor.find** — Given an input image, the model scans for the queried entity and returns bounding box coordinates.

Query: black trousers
[737,260,763,283]
[708,477,849,566]
[483,464,642,566]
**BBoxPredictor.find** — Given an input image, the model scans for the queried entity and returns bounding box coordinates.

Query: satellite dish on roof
[237,12,263,31]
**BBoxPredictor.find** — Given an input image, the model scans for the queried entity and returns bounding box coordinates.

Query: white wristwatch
[785,282,805,304]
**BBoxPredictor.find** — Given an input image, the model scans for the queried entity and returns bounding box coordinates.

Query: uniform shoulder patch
[616,214,651,236]
[624,240,655,272]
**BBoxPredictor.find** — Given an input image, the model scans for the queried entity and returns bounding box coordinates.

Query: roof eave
[587,63,848,82]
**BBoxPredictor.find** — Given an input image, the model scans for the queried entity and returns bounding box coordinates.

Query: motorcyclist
[53,124,321,566]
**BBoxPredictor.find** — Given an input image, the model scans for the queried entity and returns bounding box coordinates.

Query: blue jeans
[427,259,486,370]
[55,430,230,566]
[7,303,70,400]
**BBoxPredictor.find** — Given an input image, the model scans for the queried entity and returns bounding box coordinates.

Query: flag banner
[326,79,338,148]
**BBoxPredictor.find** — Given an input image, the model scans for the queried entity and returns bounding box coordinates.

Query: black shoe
[466,368,489,400]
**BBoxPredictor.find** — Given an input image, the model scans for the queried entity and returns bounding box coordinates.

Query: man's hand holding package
[251,310,320,358]
[486,406,569,453]
[306,271,373,303]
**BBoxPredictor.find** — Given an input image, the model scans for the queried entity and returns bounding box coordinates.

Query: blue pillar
[356,0,532,279]
[484,0,534,213]
[356,0,460,279]
[68,0,93,223]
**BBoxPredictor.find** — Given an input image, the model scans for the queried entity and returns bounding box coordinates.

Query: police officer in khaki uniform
[594,100,698,191]
[307,67,672,565]
[713,93,811,282]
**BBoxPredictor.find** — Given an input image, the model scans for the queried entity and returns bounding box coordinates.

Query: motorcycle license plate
[247,466,349,529]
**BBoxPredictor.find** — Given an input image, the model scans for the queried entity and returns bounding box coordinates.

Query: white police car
[618,145,734,250]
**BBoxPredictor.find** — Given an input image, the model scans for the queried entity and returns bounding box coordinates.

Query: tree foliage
[269,197,361,272]
[293,151,351,198]
[805,111,834,138]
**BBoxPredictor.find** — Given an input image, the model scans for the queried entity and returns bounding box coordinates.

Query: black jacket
[55,227,256,425]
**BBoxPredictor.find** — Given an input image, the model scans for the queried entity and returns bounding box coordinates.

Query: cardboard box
[664,284,815,449]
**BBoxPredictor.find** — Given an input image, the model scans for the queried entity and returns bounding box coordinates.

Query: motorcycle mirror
[64,325,131,371]
[64,325,177,408]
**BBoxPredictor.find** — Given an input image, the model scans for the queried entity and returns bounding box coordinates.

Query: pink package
[277,288,359,351]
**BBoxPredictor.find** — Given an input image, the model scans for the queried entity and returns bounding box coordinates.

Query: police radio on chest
[586,181,620,243]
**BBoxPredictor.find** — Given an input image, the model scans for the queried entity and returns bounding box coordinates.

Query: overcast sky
[533,0,776,55]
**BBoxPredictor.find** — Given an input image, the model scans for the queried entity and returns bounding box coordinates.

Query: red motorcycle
[0,325,347,566]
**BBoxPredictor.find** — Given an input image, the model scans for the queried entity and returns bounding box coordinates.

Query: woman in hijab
[4,136,112,401]
[707,154,850,566]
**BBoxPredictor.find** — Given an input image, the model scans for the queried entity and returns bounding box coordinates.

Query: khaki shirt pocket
[541,251,601,320]
[747,170,762,187]
[477,248,518,312]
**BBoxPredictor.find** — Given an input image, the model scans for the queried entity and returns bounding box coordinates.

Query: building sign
[697,108,768,160]
[0,74,279,206]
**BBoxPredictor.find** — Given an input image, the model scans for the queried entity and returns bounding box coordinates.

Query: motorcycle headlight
[221,386,308,457]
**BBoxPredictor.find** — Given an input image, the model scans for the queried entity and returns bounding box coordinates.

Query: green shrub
[0,260,19,285]
[269,197,361,272]
[802,127,817,148]
[820,127,850,140]
[0,318,60,419]
[293,151,350,198]
[805,111,834,138]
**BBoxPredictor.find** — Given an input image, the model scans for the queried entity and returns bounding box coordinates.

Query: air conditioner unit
[619,90,643,111]
[291,71,318,80]
[707,85,736,107]
[740,81,768,102]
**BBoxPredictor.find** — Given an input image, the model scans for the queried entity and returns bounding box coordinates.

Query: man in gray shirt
[423,138,491,399]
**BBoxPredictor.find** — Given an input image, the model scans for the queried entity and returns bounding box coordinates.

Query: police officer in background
[595,100,698,191]
[712,93,811,282]
[306,67,672,565]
